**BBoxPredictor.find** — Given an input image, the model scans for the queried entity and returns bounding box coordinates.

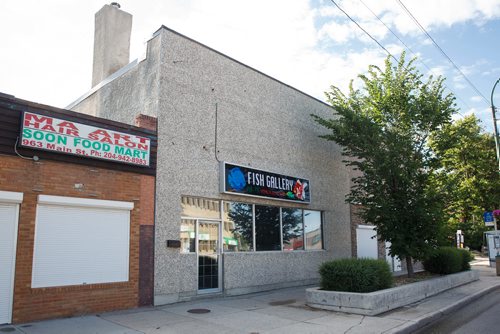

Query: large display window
[181,196,323,252]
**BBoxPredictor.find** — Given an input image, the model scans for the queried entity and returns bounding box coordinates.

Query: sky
[1,0,500,133]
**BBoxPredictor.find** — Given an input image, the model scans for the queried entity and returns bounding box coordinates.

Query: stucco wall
[153,28,351,303]
[70,34,162,123]
[70,26,352,305]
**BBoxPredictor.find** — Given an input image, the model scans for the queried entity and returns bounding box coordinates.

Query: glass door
[197,220,221,293]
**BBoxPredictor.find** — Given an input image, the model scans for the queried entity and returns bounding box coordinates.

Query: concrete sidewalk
[2,260,499,334]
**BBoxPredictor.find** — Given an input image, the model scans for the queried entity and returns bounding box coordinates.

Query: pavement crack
[344,315,365,334]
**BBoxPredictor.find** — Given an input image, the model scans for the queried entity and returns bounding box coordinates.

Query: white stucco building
[69,3,352,305]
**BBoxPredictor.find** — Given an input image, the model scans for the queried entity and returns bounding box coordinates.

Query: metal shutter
[0,191,22,325]
[32,197,132,288]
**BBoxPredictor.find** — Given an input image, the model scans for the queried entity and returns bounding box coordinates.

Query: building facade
[0,93,157,323]
[69,5,352,305]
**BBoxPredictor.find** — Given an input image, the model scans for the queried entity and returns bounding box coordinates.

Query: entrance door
[197,221,221,293]
[0,191,22,324]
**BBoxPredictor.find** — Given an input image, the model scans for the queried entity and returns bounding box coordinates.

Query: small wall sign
[20,112,151,166]
[484,212,495,226]
[220,162,310,203]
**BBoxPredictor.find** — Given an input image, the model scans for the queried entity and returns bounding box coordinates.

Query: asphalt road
[414,286,500,334]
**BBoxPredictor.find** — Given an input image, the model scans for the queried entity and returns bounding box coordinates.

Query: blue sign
[484,212,494,223]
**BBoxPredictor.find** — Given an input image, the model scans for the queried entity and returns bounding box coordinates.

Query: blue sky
[1,0,499,132]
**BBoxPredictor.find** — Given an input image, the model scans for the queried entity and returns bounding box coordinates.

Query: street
[414,286,500,334]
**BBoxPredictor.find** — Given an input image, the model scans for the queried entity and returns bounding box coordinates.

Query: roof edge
[155,25,331,108]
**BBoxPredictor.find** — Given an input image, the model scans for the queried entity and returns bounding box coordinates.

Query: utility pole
[491,78,500,173]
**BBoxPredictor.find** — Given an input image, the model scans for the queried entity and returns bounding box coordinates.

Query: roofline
[68,25,332,111]
[66,59,139,110]
[154,25,331,108]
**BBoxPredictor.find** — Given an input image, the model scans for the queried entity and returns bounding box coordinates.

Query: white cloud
[427,65,448,78]
[315,0,500,41]
[318,21,356,44]
[0,0,499,129]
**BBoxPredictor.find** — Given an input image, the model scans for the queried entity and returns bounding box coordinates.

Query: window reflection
[224,202,253,251]
[180,219,195,253]
[304,210,323,250]
[255,205,281,251]
[282,208,304,250]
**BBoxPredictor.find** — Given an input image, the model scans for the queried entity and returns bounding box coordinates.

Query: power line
[330,0,473,113]
[357,0,475,117]
[329,0,397,63]
[329,0,490,131]
[395,0,490,106]
[358,0,416,58]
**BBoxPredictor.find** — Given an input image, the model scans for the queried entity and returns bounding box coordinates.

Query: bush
[423,247,473,274]
[319,258,393,293]
[456,248,474,271]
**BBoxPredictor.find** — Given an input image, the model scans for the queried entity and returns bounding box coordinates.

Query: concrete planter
[306,270,479,316]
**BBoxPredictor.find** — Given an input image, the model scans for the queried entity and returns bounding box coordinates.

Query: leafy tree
[312,53,456,276]
[430,115,500,250]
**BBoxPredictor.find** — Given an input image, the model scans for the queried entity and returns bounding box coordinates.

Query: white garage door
[32,195,133,288]
[356,225,378,259]
[0,191,23,324]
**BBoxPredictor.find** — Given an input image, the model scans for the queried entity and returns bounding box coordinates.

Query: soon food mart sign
[20,112,151,166]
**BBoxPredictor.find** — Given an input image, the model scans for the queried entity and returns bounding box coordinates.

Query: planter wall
[306,270,479,316]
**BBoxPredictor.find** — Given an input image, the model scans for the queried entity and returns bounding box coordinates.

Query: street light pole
[491,78,500,173]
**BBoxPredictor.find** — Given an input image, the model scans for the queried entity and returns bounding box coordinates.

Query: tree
[429,115,500,250]
[312,53,456,277]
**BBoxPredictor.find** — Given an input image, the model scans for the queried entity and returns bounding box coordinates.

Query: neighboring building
[0,93,157,324]
[69,4,352,305]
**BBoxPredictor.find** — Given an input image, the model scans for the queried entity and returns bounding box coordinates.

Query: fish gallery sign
[220,162,310,203]
[20,112,151,166]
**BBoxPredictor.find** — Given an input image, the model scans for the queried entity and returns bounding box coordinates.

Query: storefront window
[282,208,304,250]
[180,219,196,253]
[224,202,253,251]
[180,197,323,253]
[255,205,281,251]
[304,210,323,250]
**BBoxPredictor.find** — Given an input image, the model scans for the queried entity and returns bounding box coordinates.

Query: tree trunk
[406,256,414,278]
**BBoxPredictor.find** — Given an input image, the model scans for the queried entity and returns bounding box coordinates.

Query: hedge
[319,258,393,293]
[423,247,473,275]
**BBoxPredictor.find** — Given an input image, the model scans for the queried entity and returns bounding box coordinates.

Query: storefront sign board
[20,112,151,166]
[220,162,310,203]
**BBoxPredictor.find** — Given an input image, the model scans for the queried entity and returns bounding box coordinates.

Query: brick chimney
[92,3,132,87]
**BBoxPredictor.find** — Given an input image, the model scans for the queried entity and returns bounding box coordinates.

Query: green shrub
[423,247,473,274]
[456,248,474,271]
[319,258,393,293]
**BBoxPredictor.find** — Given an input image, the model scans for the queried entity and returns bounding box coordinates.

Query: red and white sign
[20,112,151,166]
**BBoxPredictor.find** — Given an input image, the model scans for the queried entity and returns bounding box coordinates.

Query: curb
[390,283,500,334]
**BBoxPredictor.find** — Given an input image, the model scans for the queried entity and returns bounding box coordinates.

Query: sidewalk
[2,258,499,334]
